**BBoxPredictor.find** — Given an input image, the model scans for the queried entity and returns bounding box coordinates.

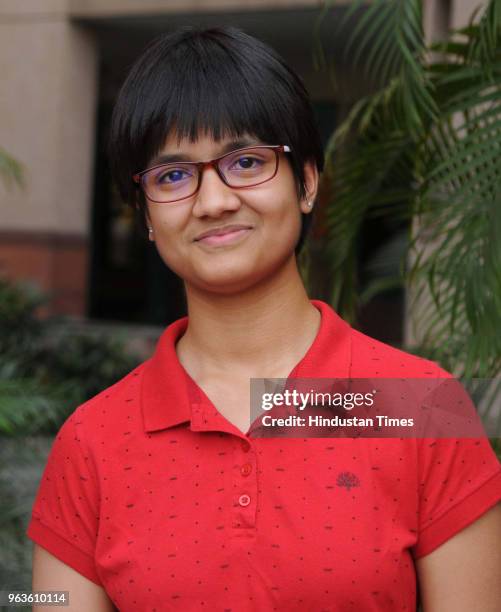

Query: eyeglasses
[132,145,291,204]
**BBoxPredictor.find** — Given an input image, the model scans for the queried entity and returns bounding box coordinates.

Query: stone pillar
[450,0,485,29]
[0,0,98,316]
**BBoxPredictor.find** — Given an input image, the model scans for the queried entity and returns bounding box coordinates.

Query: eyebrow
[149,137,264,166]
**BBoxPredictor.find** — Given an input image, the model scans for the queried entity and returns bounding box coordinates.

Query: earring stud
[307,200,313,208]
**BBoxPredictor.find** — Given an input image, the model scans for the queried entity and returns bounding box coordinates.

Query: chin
[192,270,262,295]
[183,258,267,293]
[191,253,294,295]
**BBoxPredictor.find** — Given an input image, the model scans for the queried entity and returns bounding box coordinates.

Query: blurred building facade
[0,0,481,338]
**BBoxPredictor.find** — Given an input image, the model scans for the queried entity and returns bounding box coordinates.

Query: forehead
[151,129,267,164]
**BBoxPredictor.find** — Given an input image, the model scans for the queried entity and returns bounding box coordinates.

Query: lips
[194,224,253,242]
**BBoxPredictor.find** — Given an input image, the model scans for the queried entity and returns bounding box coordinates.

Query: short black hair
[108,26,324,253]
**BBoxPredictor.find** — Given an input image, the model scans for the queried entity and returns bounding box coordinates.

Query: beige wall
[450,0,485,29]
[0,0,67,14]
[0,7,97,235]
[69,0,345,18]
[0,1,97,315]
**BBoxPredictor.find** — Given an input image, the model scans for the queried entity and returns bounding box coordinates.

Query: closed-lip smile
[194,224,253,242]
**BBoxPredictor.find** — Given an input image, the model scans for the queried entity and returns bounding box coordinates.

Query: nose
[191,165,242,218]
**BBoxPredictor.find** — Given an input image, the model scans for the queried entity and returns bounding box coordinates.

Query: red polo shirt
[27,300,501,611]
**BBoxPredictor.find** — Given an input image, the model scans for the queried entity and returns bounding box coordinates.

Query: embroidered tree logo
[336,471,360,492]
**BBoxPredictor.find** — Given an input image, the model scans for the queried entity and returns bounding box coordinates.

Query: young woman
[29,26,501,611]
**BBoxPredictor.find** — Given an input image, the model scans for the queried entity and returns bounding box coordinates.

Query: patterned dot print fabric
[27,300,501,611]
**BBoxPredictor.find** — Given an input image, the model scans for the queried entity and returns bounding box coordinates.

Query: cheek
[267,195,303,246]
[147,209,190,271]
[155,234,193,280]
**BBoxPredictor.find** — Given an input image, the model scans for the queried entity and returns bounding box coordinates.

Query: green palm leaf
[0,147,23,189]
[319,0,501,378]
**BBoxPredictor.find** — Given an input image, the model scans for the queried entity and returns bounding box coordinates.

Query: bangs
[109,26,323,209]
[134,35,298,166]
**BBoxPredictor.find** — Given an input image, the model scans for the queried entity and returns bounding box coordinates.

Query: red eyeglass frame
[132,144,291,203]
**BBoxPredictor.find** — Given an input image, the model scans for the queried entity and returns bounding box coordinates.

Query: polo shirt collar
[141,299,352,433]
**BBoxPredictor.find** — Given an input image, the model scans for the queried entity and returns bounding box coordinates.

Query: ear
[299,160,319,214]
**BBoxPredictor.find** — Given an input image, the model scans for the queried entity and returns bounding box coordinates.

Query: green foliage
[0,277,141,436]
[0,146,23,190]
[38,332,140,403]
[0,380,69,436]
[0,278,142,595]
[0,279,48,380]
[320,0,501,379]
[0,437,53,607]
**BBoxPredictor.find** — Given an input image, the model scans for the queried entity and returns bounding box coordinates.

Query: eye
[155,168,192,185]
[230,155,264,171]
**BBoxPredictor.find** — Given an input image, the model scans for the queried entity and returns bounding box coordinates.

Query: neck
[176,255,320,379]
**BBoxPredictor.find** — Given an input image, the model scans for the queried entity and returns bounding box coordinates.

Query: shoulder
[62,360,149,443]
[349,327,451,379]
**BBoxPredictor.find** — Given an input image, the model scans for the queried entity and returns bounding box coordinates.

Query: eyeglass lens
[141,147,278,203]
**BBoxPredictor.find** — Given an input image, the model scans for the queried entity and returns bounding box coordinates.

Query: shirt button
[241,463,252,477]
[241,440,251,453]
[238,494,251,507]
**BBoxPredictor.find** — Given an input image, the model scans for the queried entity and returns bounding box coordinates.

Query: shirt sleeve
[26,409,102,585]
[412,378,501,559]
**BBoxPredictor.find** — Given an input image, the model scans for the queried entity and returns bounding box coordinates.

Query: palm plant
[0,276,143,596]
[316,0,500,381]
[0,437,52,610]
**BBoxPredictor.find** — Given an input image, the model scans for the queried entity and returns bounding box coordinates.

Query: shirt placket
[190,400,259,538]
[230,436,258,537]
